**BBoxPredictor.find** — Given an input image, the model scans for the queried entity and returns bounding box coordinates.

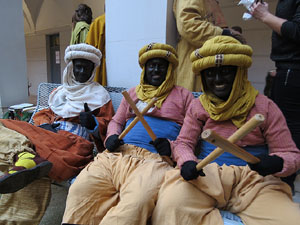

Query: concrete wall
[106,0,175,88]
[0,0,27,108]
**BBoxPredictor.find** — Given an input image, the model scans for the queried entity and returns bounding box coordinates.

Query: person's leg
[152,167,225,225]
[62,152,120,225]
[100,148,171,225]
[272,69,300,191]
[237,181,300,225]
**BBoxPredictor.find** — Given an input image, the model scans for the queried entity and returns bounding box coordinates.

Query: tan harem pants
[63,144,172,225]
[152,163,300,225]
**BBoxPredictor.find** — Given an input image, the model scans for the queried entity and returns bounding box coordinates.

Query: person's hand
[38,123,60,133]
[180,161,205,181]
[150,138,171,156]
[105,134,124,152]
[249,2,270,22]
[248,154,283,176]
[79,103,96,130]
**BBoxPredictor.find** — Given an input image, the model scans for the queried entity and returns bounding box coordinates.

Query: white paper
[238,0,255,20]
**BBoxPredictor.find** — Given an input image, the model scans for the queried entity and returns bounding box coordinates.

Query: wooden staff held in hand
[197,114,264,171]
[121,91,175,167]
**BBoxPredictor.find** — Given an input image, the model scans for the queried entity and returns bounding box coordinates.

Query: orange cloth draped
[33,100,114,149]
[0,119,93,182]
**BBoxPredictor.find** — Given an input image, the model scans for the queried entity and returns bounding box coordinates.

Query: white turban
[48,43,110,118]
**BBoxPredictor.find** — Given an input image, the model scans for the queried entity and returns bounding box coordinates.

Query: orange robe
[0,101,114,182]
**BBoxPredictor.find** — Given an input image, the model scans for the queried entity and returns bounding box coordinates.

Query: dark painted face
[144,58,169,86]
[72,58,94,83]
[201,65,237,101]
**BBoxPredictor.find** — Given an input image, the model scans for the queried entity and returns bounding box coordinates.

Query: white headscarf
[48,43,111,118]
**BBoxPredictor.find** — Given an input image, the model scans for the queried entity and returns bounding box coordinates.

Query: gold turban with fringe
[136,43,178,108]
[190,36,258,128]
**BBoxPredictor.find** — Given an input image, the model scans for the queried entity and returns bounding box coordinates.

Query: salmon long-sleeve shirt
[105,86,194,147]
[173,94,300,177]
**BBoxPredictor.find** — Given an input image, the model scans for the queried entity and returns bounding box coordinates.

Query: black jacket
[271,0,300,69]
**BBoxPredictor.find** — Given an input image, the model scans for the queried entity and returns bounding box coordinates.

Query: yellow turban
[136,43,178,108]
[191,36,259,128]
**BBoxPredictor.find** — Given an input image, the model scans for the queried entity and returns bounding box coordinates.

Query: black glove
[180,161,205,181]
[105,134,124,152]
[150,138,171,156]
[248,155,284,176]
[38,123,60,133]
[79,103,96,130]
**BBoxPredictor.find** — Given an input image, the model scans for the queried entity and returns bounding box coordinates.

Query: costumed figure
[0,43,113,225]
[62,43,194,225]
[70,4,93,44]
[173,0,245,91]
[151,36,300,225]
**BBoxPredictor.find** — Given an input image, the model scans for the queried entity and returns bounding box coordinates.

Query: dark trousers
[271,68,300,192]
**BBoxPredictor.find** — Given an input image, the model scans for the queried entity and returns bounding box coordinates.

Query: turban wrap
[191,36,258,128]
[48,43,110,118]
[136,43,178,108]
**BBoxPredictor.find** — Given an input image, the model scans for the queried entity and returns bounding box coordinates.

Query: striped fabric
[55,121,90,140]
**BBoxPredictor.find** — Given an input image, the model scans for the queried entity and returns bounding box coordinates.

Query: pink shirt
[105,86,194,143]
[173,94,300,177]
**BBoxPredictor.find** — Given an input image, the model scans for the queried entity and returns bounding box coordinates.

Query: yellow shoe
[0,152,52,194]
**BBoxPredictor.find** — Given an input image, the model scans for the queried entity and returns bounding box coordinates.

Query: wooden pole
[119,97,157,140]
[122,91,175,166]
[196,114,264,170]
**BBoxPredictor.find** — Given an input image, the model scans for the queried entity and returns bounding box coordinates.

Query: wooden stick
[122,91,175,166]
[201,130,260,164]
[196,114,264,170]
[119,97,157,140]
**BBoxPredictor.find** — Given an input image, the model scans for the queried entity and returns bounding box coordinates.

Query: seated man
[0,43,113,224]
[62,43,194,225]
[152,36,300,225]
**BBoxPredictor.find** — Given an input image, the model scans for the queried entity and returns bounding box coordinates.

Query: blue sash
[198,141,268,166]
[123,116,181,153]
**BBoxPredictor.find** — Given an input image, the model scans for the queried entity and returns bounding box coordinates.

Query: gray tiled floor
[39,182,69,225]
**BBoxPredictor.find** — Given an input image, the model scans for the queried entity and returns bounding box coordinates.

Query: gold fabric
[85,14,107,85]
[0,177,51,225]
[136,43,178,108]
[191,36,258,127]
[0,124,35,170]
[173,0,226,91]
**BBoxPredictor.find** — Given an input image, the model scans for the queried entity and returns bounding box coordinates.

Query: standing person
[62,43,194,225]
[250,0,300,191]
[70,4,93,44]
[86,13,107,86]
[173,0,245,91]
[0,43,113,224]
[151,36,300,225]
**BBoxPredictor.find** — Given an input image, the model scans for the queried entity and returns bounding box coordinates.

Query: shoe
[0,152,52,194]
